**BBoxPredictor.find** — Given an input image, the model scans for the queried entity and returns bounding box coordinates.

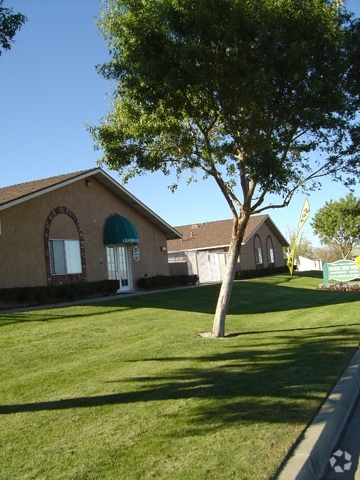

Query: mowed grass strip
[1,273,360,480]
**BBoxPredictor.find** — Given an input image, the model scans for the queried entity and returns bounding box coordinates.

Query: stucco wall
[239,222,286,270]
[0,177,170,289]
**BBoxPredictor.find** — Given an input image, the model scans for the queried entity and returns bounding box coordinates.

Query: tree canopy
[90,0,360,336]
[0,0,27,56]
[311,193,360,258]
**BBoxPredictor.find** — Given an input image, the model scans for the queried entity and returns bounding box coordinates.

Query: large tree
[0,0,27,56]
[89,0,360,337]
[311,193,360,259]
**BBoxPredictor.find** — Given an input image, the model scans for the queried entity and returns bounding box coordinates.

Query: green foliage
[89,0,360,335]
[234,265,289,280]
[90,0,360,214]
[0,280,120,309]
[0,0,27,55]
[311,193,360,258]
[137,274,198,290]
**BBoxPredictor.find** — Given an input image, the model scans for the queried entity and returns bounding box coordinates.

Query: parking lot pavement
[321,394,360,480]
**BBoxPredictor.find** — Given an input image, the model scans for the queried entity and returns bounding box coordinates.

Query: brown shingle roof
[0,168,181,240]
[167,215,288,251]
[0,169,97,208]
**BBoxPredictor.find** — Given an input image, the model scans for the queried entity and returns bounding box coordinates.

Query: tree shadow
[1,327,359,435]
[0,304,134,328]
[1,274,359,327]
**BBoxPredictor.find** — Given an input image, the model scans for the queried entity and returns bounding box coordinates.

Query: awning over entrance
[103,214,139,245]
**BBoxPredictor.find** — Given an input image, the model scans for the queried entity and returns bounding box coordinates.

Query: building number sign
[133,247,140,261]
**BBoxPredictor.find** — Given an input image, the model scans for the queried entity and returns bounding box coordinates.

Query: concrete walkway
[276,347,360,480]
[1,284,205,313]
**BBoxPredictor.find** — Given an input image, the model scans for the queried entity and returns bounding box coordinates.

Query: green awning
[103,214,139,245]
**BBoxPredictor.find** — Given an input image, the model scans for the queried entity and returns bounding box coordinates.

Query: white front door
[106,246,132,292]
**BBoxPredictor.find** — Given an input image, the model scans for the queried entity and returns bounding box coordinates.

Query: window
[255,247,263,265]
[268,248,275,264]
[50,239,82,274]
[266,236,275,265]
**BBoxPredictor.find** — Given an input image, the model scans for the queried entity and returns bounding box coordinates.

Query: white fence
[168,250,227,283]
[295,255,323,272]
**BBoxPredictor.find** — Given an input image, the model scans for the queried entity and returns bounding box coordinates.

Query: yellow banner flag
[288,199,310,277]
[297,198,310,235]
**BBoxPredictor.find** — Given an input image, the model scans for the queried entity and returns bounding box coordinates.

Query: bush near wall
[0,280,120,310]
[138,274,199,290]
[235,265,289,280]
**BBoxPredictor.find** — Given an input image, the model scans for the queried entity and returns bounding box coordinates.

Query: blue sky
[1,0,360,248]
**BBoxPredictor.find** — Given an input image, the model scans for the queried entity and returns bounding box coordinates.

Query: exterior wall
[239,223,286,270]
[167,221,286,283]
[0,177,169,290]
[169,262,188,276]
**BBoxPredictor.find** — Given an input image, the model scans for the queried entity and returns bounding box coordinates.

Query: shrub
[235,266,289,280]
[0,280,120,310]
[138,274,199,290]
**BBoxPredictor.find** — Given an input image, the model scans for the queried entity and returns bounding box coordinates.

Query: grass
[1,272,360,480]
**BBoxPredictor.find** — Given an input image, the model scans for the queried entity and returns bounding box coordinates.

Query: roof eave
[91,170,181,239]
[0,168,181,240]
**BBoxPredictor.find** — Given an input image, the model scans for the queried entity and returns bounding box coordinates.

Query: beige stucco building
[0,168,180,291]
[167,216,289,283]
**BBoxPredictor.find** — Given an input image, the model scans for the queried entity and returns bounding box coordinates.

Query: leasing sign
[323,259,360,284]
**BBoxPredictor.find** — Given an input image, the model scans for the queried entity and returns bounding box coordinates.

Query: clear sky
[1,0,360,248]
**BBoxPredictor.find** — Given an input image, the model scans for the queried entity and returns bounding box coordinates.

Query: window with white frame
[266,235,275,265]
[255,247,263,265]
[49,239,82,274]
[267,248,275,264]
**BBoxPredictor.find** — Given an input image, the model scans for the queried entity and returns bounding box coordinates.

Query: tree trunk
[211,234,243,337]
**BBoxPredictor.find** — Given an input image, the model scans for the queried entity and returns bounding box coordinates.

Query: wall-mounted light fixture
[160,246,167,251]
[86,178,91,187]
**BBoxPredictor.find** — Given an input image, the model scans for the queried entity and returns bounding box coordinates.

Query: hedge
[0,280,120,309]
[138,274,199,290]
[234,265,289,280]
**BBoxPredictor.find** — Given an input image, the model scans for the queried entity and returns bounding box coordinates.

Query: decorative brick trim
[44,206,87,285]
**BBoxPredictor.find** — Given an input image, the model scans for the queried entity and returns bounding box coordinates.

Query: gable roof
[0,168,181,240]
[167,215,289,251]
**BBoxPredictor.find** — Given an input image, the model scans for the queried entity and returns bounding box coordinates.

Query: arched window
[253,234,263,268]
[266,235,275,266]
[44,206,86,285]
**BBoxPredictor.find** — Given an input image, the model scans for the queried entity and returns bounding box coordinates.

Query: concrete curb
[276,346,360,480]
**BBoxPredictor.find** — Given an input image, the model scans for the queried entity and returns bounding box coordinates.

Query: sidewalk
[276,347,360,480]
[0,283,206,313]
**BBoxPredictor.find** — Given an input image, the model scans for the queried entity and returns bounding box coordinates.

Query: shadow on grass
[1,327,359,431]
[0,305,134,327]
[225,322,360,337]
[1,274,360,327]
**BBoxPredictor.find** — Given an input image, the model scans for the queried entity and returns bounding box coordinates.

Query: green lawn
[1,273,360,480]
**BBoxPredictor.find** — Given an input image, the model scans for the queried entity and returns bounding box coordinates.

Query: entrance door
[106,246,132,292]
